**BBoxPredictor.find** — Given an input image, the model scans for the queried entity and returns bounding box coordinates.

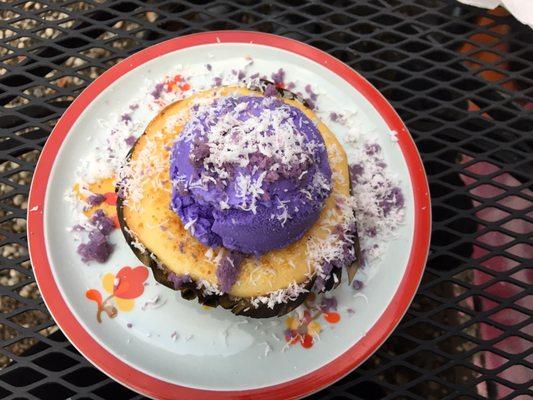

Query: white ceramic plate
[28,31,430,400]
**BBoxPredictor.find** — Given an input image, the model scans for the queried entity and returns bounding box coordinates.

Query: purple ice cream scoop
[169,95,332,255]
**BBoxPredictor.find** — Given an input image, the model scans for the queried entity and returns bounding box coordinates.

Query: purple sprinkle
[151,82,165,99]
[379,186,404,216]
[72,224,85,232]
[330,112,339,122]
[304,84,318,101]
[237,70,246,80]
[347,308,355,314]
[77,230,113,263]
[271,68,285,85]
[352,280,364,290]
[286,82,296,90]
[214,77,222,86]
[127,323,133,328]
[366,227,377,237]
[91,209,115,235]
[349,164,364,184]
[264,83,278,97]
[365,143,381,156]
[305,98,315,110]
[86,194,105,206]
[322,261,334,276]
[250,73,260,79]
[167,273,192,290]
[129,104,139,110]
[319,296,338,313]
[125,135,136,146]
[205,63,212,71]
[216,251,245,293]
[121,113,132,123]
[315,276,326,292]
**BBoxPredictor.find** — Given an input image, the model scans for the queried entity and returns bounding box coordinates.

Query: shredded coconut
[196,279,224,296]
[250,281,309,309]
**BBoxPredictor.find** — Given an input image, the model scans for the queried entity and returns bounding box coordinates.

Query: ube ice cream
[170,95,332,255]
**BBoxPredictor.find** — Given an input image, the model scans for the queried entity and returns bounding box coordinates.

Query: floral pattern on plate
[86,266,149,322]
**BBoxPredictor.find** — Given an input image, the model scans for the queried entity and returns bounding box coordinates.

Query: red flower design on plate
[284,294,341,349]
[113,266,149,299]
[86,266,149,323]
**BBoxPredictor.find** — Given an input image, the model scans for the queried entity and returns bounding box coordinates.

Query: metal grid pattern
[0,0,531,398]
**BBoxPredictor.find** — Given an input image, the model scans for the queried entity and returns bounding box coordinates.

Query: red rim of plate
[27,31,431,400]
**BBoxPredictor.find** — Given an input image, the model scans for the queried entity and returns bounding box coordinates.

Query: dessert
[117,83,359,318]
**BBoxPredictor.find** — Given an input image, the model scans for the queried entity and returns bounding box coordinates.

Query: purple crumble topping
[264,83,278,97]
[271,68,285,85]
[121,113,132,123]
[237,70,246,80]
[305,98,316,110]
[86,193,105,206]
[365,143,381,156]
[319,296,338,312]
[349,164,364,183]
[76,209,116,263]
[213,77,222,86]
[125,135,136,146]
[352,279,363,290]
[216,251,245,293]
[330,112,339,122]
[151,82,165,99]
[304,84,318,101]
[366,227,377,237]
[77,230,113,263]
[315,276,326,291]
[205,63,212,71]
[91,209,115,235]
[72,224,85,232]
[379,186,404,216]
[167,273,192,289]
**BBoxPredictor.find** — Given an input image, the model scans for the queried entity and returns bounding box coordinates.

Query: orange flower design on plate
[86,266,149,322]
[73,177,120,230]
[284,293,341,349]
[165,74,190,92]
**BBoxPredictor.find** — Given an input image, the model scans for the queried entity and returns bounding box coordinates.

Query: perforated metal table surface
[0,1,532,399]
